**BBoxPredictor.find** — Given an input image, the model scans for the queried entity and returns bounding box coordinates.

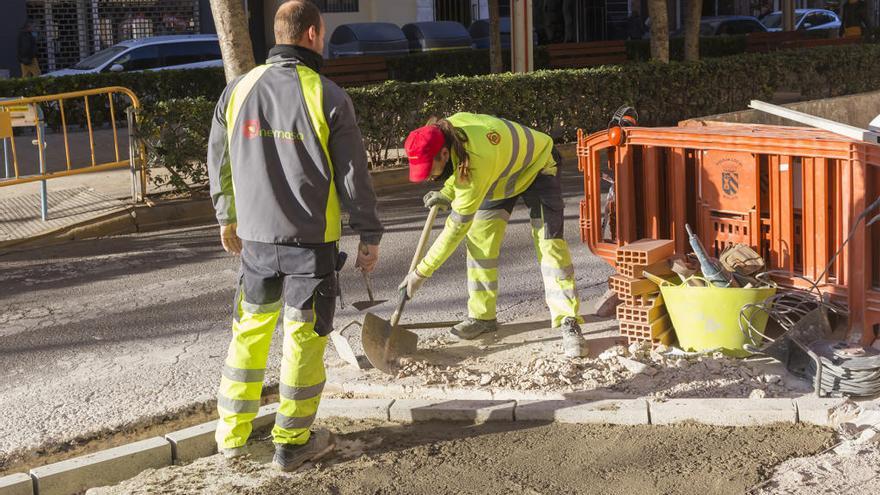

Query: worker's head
[275,0,324,54]
[405,125,447,182]
[405,118,469,183]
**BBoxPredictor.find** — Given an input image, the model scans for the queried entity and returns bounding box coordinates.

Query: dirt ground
[89,419,834,495]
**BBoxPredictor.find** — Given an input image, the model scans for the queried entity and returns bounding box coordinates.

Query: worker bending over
[399,113,588,358]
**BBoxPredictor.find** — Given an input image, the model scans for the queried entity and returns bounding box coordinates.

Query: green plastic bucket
[659,280,776,357]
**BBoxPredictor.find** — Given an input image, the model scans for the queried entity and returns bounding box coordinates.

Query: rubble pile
[394,342,808,398]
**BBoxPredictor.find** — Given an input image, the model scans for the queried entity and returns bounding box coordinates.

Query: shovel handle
[392,205,441,327]
[362,270,375,302]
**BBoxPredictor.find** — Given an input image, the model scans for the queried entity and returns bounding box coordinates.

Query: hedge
[135,44,880,193]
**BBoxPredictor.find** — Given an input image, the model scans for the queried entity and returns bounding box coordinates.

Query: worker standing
[207,0,383,471]
[399,113,588,358]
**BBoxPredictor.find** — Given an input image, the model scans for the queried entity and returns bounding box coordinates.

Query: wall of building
[0,0,28,78]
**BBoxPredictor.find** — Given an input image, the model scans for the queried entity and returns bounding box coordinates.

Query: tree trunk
[209,0,256,82]
[488,0,504,73]
[647,0,669,63]
[683,0,702,61]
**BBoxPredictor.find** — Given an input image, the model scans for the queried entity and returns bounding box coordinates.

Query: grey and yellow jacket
[207,45,383,246]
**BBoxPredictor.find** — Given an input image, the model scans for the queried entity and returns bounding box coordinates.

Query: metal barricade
[578,122,880,346]
[0,87,145,221]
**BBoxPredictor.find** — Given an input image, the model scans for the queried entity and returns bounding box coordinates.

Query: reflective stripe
[467,258,499,270]
[530,217,544,230]
[225,65,271,148]
[222,365,265,383]
[489,119,521,197]
[541,264,575,280]
[450,210,475,224]
[284,306,315,322]
[297,64,341,243]
[240,299,282,315]
[217,395,260,414]
[546,287,579,301]
[475,209,511,222]
[505,124,535,197]
[279,381,325,401]
[468,280,498,292]
[275,412,317,430]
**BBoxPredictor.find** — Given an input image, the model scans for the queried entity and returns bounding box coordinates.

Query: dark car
[469,17,512,49]
[644,15,767,39]
[328,22,410,58]
[402,21,472,52]
[668,15,768,37]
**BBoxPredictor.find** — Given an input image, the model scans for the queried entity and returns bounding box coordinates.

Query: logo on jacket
[242,119,305,142]
[486,131,501,145]
[244,119,260,139]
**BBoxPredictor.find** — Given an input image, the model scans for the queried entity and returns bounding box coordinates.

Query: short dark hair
[274,0,322,45]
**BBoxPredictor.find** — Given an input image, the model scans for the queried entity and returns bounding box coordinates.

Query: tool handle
[392,205,440,327]
[408,205,440,273]
[362,270,375,302]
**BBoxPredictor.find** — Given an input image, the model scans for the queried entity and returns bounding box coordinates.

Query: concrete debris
[390,343,810,399]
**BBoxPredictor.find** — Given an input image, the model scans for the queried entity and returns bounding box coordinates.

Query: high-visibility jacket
[207,48,383,246]
[417,112,556,277]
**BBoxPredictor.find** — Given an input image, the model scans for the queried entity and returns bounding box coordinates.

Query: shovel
[361,205,440,373]
[352,270,386,311]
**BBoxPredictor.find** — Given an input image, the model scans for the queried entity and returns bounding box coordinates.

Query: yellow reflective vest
[417,112,556,277]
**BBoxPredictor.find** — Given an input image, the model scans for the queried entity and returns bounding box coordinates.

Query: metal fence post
[126,106,140,202]
[34,115,48,222]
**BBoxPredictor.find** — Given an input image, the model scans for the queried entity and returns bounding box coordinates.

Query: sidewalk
[0,168,138,244]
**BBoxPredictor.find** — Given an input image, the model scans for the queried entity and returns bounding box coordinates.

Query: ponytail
[426,117,471,183]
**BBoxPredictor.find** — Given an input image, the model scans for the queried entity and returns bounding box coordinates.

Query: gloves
[423,190,452,212]
[219,223,242,255]
[398,269,428,299]
[355,242,380,273]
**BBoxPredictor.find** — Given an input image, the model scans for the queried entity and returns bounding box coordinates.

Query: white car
[761,9,842,34]
[43,34,223,77]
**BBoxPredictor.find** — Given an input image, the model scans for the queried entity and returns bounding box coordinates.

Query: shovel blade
[352,299,388,311]
[361,312,418,374]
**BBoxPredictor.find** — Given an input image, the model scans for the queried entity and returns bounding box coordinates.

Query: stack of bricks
[608,239,676,347]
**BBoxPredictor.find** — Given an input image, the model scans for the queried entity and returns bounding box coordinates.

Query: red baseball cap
[404,125,445,182]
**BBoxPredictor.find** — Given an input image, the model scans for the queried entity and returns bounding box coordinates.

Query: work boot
[220,445,248,459]
[451,318,497,340]
[272,429,336,472]
[558,317,588,358]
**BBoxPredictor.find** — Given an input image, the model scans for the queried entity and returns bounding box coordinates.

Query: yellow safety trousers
[466,204,581,328]
[215,291,327,448]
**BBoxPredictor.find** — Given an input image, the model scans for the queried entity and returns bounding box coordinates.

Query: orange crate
[616,239,675,265]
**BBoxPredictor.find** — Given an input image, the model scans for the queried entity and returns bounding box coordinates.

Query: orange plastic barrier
[578,122,880,346]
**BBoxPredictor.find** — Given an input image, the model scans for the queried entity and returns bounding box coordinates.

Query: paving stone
[165,420,216,464]
[649,399,796,426]
[0,474,32,495]
[515,400,649,424]
[317,399,393,421]
[30,437,171,495]
[389,400,515,423]
[795,397,852,426]
[253,402,279,431]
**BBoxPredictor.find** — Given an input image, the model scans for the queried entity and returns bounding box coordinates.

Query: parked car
[664,15,768,38]
[761,9,841,34]
[328,22,410,58]
[469,17,512,49]
[402,21,472,52]
[43,34,222,77]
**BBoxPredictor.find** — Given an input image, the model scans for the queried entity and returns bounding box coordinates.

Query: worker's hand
[423,190,452,212]
[355,242,379,273]
[219,223,242,255]
[398,269,427,299]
